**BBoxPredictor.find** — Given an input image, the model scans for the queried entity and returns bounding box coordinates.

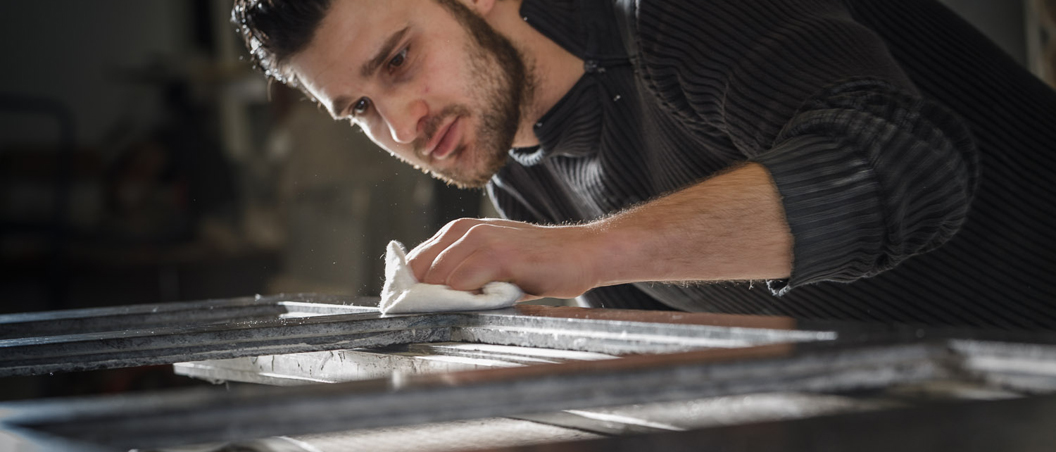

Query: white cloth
[379,241,522,315]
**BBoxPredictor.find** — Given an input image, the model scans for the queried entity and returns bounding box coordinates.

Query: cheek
[423,48,471,100]
[360,121,394,151]
[358,120,383,144]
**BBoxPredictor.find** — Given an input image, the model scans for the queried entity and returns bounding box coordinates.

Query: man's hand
[406,163,794,301]
[406,218,602,300]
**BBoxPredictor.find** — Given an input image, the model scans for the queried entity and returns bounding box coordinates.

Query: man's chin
[432,163,504,189]
[433,169,496,189]
[430,144,509,189]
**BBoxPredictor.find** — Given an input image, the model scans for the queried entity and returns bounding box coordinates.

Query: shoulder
[634,0,867,71]
[632,0,911,119]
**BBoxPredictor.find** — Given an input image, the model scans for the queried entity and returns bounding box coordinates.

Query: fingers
[406,218,522,284]
[425,223,520,289]
[406,219,477,280]
[403,219,599,300]
[441,240,513,291]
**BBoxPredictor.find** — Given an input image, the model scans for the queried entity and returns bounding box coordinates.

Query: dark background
[0,0,486,317]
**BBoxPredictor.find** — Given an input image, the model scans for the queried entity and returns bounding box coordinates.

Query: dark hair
[231,0,333,86]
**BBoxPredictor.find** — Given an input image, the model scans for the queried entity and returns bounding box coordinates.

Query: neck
[485,0,584,148]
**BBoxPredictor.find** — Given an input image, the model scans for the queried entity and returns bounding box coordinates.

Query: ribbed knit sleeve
[754,80,978,292]
[637,0,979,293]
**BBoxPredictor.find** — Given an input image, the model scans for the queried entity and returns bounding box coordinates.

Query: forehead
[287,0,419,110]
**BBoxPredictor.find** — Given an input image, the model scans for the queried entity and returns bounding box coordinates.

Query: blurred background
[0,0,490,318]
[0,0,1053,400]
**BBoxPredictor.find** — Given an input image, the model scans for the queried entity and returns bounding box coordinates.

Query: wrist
[577,217,650,288]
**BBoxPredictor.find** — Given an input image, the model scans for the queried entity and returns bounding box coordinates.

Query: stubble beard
[425,0,534,189]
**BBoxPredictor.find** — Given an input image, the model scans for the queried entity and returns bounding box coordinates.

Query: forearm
[408,163,792,299]
[583,162,793,287]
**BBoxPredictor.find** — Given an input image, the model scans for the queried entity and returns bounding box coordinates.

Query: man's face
[288,0,528,188]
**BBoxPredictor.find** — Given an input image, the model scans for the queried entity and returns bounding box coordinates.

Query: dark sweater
[487,0,1056,329]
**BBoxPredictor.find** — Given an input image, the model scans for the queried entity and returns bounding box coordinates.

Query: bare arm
[406,162,792,299]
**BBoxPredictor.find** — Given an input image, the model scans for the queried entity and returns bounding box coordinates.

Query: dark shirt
[487,0,1056,329]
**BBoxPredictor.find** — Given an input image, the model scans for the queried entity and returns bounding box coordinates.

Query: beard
[419,0,532,189]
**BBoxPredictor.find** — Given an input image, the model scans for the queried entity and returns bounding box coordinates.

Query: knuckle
[448,217,480,231]
[434,219,463,238]
[464,224,495,242]
[438,218,483,242]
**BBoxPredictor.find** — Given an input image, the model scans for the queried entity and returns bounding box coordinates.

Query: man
[233,0,1056,328]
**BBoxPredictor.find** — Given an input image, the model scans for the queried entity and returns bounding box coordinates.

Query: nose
[376,94,427,145]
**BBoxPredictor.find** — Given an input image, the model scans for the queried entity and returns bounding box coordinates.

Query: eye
[388,48,407,69]
[352,97,370,115]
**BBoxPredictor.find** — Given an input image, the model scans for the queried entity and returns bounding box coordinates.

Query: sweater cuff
[752,135,886,294]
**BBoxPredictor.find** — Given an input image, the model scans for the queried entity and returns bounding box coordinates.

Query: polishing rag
[379,240,522,315]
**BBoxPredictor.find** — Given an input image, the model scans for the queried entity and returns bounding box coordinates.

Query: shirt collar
[508,0,605,166]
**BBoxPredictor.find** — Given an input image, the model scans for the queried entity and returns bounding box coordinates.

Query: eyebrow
[330,26,411,118]
[362,25,410,78]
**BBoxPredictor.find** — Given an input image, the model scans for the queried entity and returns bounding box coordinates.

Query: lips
[423,116,462,161]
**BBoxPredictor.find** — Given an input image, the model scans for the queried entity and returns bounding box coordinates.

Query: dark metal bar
[483,393,1056,452]
[0,294,363,339]
[2,341,961,450]
[0,311,458,377]
[0,297,835,377]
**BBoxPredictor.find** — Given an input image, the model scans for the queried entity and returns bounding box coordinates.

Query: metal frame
[5,294,1056,451]
[0,294,834,377]
[5,338,1056,450]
